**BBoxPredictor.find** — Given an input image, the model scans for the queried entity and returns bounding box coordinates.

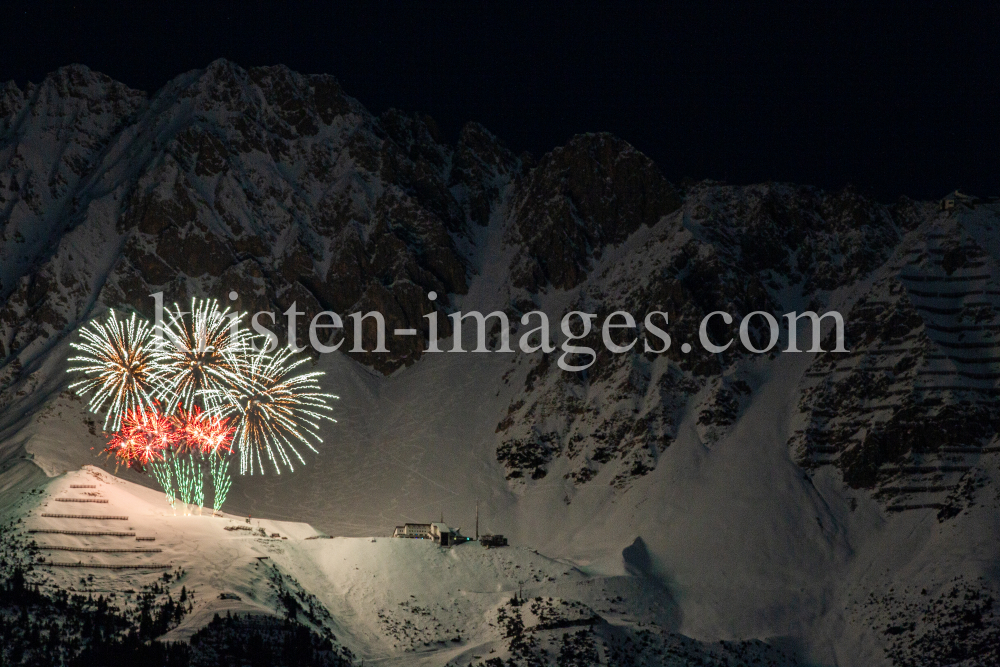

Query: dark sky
[1,2,997,202]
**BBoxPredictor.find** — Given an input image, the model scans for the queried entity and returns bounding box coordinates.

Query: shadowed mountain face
[4,58,1000,501]
[3,60,1000,665]
[0,60,494,376]
[2,59,1000,499]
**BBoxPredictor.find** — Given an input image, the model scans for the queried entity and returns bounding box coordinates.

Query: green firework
[150,460,176,509]
[211,455,232,513]
[172,453,203,511]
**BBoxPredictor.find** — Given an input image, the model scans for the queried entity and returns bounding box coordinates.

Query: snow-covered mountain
[4,466,806,666]
[1,60,999,665]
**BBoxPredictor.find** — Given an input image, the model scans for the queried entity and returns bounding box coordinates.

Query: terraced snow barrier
[37,546,163,553]
[43,562,171,569]
[28,530,136,537]
[40,513,128,520]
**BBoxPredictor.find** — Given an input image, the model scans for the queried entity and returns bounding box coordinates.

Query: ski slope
[2,465,754,666]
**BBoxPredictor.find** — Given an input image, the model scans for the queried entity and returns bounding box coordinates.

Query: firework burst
[153,298,253,414]
[70,295,338,512]
[174,406,234,455]
[207,344,337,475]
[68,310,160,431]
[104,408,176,466]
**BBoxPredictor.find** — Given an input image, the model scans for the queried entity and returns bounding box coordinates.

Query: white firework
[205,344,337,475]
[153,298,253,414]
[67,309,161,431]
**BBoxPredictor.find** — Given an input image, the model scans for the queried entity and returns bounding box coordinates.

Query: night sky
[1,2,997,201]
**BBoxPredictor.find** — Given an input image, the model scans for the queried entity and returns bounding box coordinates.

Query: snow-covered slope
[3,466,805,666]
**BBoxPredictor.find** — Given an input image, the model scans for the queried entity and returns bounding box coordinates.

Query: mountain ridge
[2,60,999,666]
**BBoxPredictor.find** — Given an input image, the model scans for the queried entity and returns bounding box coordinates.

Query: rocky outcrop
[3,60,999,509]
[0,60,518,378]
[495,181,907,488]
[506,133,681,291]
[795,213,1000,518]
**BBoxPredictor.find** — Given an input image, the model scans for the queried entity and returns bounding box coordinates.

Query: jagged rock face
[506,133,682,291]
[495,181,908,488]
[0,67,147,375]
[450,122,520,227]
[0,61,519,378]
[3,60,1000,513]
[687,183,900,293]
[795,211,1000,519]
[6,61,1000,666]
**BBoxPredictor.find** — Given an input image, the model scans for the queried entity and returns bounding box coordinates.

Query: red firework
[175,406,234,455]
[105,408,176,466]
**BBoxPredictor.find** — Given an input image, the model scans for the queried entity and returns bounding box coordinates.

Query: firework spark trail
[102,405,237,512]
[206,344,338,475]
[105,431,148,467]
[153,298,253,415]
[175,406,234,512]
[104,408,175,466]
[150,460,176,509]
[70,298,337,511]
[174,406,234,455]
[172,454,203,511]
[210,455,232,514]
[190,456,206,511]
[68,310,161,431]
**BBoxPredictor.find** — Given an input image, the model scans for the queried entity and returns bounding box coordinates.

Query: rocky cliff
[2,60,1000,666]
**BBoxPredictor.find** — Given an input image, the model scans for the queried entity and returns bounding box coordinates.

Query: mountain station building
[393,522,467,546]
